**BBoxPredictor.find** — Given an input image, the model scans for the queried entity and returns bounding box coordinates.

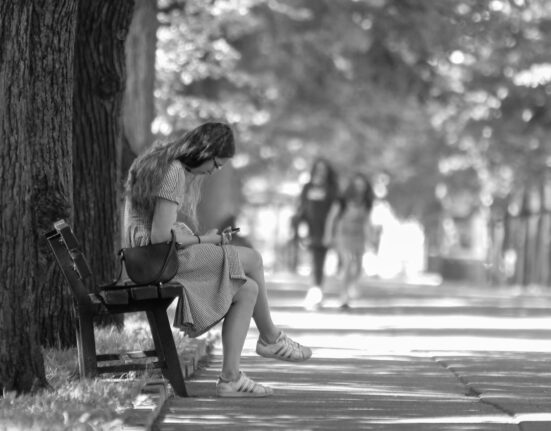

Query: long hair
[125,122,235,228]
[339,172,375,213]
[309,157,339,198]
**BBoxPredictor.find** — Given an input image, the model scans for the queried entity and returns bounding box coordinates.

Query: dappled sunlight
[249,308,551,357]
[367,412,551,424]
[159,268,551,430]
[367,415,518,424]
[269,309,551,331]
[161,343,551,429]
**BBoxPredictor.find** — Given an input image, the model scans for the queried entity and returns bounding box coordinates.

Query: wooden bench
[46,219,188,397]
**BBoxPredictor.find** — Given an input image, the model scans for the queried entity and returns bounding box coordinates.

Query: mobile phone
[222,226,240,234]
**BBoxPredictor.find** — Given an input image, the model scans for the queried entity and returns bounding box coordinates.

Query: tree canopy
[156,0,551,224]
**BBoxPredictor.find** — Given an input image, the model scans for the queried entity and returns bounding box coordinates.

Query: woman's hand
[202,229,224,245]
[195,228,236,246]
[203,227,235,245]
[220,226,237,245]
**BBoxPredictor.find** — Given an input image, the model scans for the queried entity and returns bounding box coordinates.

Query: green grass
[0,312,208,430]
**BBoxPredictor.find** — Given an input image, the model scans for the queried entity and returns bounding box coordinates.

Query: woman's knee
[234,278,259,304]
[237,246,263,272]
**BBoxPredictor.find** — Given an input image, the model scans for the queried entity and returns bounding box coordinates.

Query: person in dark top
[294,157,339,309]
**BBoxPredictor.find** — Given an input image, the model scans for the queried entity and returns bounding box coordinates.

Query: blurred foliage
[155,0,551,225]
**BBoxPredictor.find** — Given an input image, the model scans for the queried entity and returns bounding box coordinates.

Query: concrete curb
[122,331,219,430]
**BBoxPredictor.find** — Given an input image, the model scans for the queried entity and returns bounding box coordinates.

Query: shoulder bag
[111,230,179,286]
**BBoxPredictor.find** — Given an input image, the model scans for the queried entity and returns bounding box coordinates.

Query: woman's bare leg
[341,251,355,304]
[236,246,280,343]
[341,252,362,304]
[341,259,351,304]
[220,278,258,381]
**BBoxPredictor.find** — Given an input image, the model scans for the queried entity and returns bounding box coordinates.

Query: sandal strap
[237,372,268,394]
[277,334,306,359]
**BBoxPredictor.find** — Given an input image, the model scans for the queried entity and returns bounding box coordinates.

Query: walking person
[324,172,375,309]
[293,157,339,310]
[123,122,312,397]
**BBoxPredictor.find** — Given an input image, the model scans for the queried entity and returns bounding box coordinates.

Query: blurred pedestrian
[293,157,339,310]
[324,172,375,309]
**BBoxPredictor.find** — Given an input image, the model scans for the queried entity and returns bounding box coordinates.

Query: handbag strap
[145,230,176,285]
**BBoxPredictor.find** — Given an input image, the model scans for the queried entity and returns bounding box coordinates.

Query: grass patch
[0,312,210,430]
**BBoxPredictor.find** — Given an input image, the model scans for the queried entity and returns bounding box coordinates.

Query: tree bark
[522,185,540,286]
[123,0,157,158]
[534,183,547,286]
[0,0,77,393]
[120,0,157,242]
[73,0,134,323]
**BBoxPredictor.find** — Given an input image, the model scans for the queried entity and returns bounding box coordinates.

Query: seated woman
[123,122,311,397]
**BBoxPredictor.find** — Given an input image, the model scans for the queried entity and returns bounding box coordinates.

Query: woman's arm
[364,210,378,251]
[151,198,224,246]
[151,198,179,243]
[322,202,340,247]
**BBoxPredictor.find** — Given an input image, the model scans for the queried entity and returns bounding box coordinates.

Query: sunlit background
[138,4,551,427]
[138,0,551,291]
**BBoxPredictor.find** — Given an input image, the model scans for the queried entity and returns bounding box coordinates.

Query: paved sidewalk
[154,273,551,430]
[122,328,218,429]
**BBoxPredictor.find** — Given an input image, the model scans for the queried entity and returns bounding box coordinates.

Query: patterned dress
[335,201,371,256]
[123,161,247,338]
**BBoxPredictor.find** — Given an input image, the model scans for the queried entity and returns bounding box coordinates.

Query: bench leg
[147,306,188,397]
[76,310,98,378]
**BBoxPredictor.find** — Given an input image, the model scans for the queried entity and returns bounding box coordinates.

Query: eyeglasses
[180,158,222,175]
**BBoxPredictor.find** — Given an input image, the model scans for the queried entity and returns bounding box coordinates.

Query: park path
[156,273,551,431]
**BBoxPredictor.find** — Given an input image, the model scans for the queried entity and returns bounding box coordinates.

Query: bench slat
[158,283,182,299]
[99,290,129,305]
[97,350,158,361]
[97,283,182,304]
[130,286,160,300]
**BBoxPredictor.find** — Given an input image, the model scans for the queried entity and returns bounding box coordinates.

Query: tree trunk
[0,0,77,393]
[534,183,547,286]
[522,185,540,286]
[73,0,134,327]
[123,0,157,158]
[543,178,551,287]
[487,212,505,286]
[121,0,157,242]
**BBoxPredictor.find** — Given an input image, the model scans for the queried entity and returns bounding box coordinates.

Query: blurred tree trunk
[123,0,157,158]
[0,0,77,393]
[487,209,505,286]
[73,0,134,326]
[198,167,243,231]
[534,183,547,286]
[121,0,158,239]
[543,179,551,287]
[508,189,525,287]
[522,185,539,286]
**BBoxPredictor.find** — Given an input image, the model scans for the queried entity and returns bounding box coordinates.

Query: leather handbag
[117,231,179,286]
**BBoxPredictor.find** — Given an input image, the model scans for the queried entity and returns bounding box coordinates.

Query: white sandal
[216,371,274,398]
[256,331,312,362]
